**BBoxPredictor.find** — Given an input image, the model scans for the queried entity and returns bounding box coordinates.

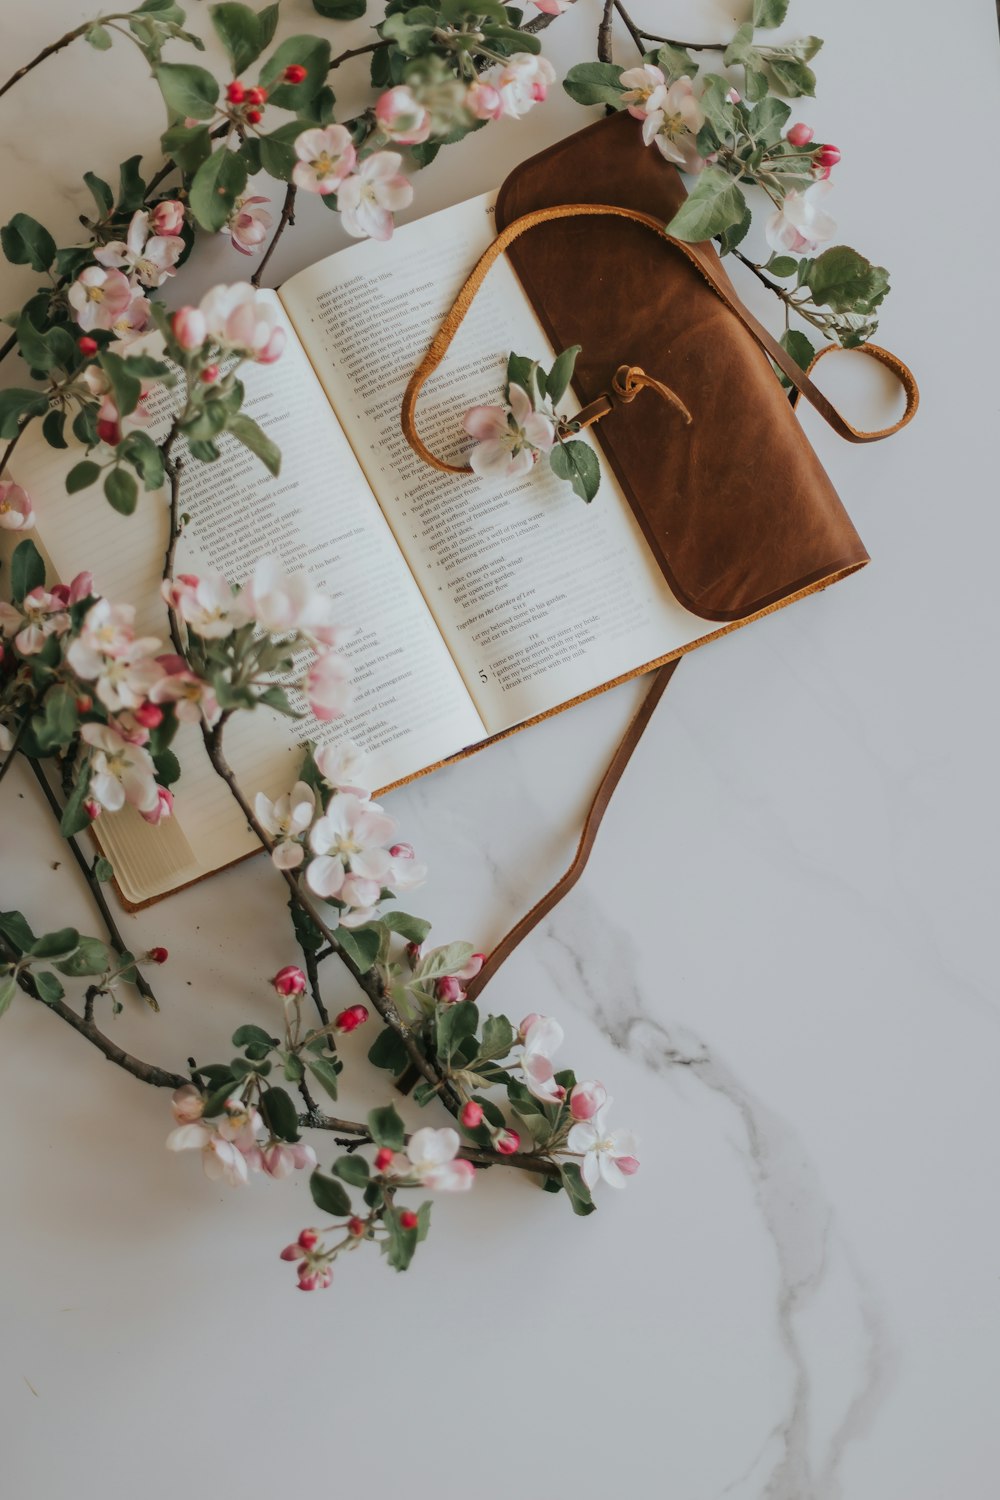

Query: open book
[10,191,855,907]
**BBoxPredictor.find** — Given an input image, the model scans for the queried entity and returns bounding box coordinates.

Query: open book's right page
[279,195,710,734]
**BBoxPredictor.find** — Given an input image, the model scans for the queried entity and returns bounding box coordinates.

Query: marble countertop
[2,2,998,1496]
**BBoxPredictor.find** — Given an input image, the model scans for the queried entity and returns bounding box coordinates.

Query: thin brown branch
[597,0,616,63]
[302,940,330,1029]
[611,1,726,53]
[25,758,159,1009]
[251,182,296,291]
[298,1111,559,1177]
[0,20,93,102]
[328,40,388,71]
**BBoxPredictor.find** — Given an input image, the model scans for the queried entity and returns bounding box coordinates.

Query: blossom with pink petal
[765,181,836,255]
[509,1014,565,1104]
[569,1079,607,1121]
[337,152,413,242]
[465,79,505,121]
[149,653,219,725]
[81,721,160,815]
[404,1127,475,1192]
[566,1097,639,1189]
[375,86,431,144]
[244,557,346,649]
[2,587,70,656]
[197,284,285,363]
[306,792,396,903]
[164,571,250,639]
[172,306,207,350]
[464,382,555,479]
[166,1120,250,1186]
[0,481,34,531]
[619,62,667,120]
[479,53,556,119]
[304,649,353,723]
[641,75,706,172]
[227,195,273,255]
[255,781,316,870]
[151,200,185,236]
[313,741,369,797]
[94,209,184,288]
[171,1083,204,1124]
[68,266,132,332]
[291,124,357,195]
[110,289,152,345]
[140,785,174,825]
[262,1141,318,1179]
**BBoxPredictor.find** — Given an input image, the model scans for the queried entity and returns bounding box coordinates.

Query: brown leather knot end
[612,364,693,425]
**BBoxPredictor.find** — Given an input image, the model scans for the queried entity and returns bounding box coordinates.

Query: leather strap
[401,203,919,474]
[465,658,680,1003]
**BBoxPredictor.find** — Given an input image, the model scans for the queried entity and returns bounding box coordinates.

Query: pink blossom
[641,75,706,172]
[566,1098,639,1189]
[163,571,250,639]
[110,289,152,345]
[80,721,160,814]
[227,195,273,255]
[151,200,185,236]
[479,53,556,119]
[255,781,316,869]
[50,571,93,607]
[291,124,357,195]
[464,382,555,478]
[197,284,285,363]
[435,975,465,1004]
[96,395,122,446]
[304,649,353,722]
[619,62,666,120]
[404,1127,475,1192]
[375,86,431,144]
[531,0,570,11]
[149,653,220,725]
[306,792,396,901]
[569,1079,607,1121]
[171,1083,204,1124]
[3,587,70,655]
[512,1014,565,1104]
[765,181,836,255]
[262,1142,317,1179]
[313,741,369,797]
[140,785,174,825]
[337,152,413,242]
[272,965,307,997]
[388,840,427,894]
[244,557,347,649]
[465,80,505,121]
[68,266,132,332]
[166,1121,250,1186]
[94,209,184,288]
[0,481,34,531]
[172,306,207,350]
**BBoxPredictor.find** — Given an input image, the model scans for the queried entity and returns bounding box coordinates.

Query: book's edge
[120,553,866,908]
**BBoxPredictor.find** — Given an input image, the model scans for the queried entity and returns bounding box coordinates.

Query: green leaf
[259,1084,300,1142]
[226,412,280,477]
[0,213,56,273]
[30,927,80,962]
[336,924,381,974]
[16,312,56,373]
[766,55,816,98]
[435,999,479,1062]
[506,351,540,404]
[0,972,16,1019]
[121,431,165,490]
[654,42,699,82]
[117,156,147,214]
[368,1026,409,1074]
[11,539,45,601]
[717,200,752,255]
[723,22,754,66]
[161,122,213,175]
[189,144,248,233]
[83,171,114,218]
[381,910,430,945]
[99,350,142,418]
[804,245,890,314]
[304,1054,341,1102]
[33,686,78,753]
[94,858,114,882]
[666,166,749,242]
[766,254,798,278]
[85,23,113,49]
[65,457,102,494]
[309,1169,352,1217]
[478,1013,514,1061]
[258,121,307,179]
[312,0,366,15]
[210,2,274,74]
[155,62,220,120]
[752,0,790,27]
[258,36,331,108]
[152,747,181,786]
[562,61,625,108]
[42,409,67,450]
[367,1103,406,1151]
[104,468,138,516]
[545,344,581,406]
[0,911,36,952]
[232,1023,277,1049]
[414,941,473,981]
[59,771,93,838]
[55,936,112,977]
[332,1154,370,1186]
[33,970,66,1004]
[559,1160,597,1215]
[550,439,600,503]
[382,1205,421,1271]
[0,388,50,441]
[747,95,791,145]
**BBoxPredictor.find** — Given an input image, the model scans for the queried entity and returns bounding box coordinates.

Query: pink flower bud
[435,975,465,1004]
[256,327,285,364]
[297,1270,320,1291]
[83,798,101,822]
[172,306,207,350]
[297,1227,319,1251]
[151,200,185,236]
[405,941,422,970]
[96,396,121,447]
[726,87,741,104]
[134,701,163,729]
[171,1082,203,1123]
[375,85,431,145]
[140,785,174,826]
[495,1129,520,1156]
[200,365,220,384]
[147,946,169,965]
[460,1100,484,1129]
[374,1147,394,1172]
[279,1242,303,1261]
[785,123,814,147]
[272,965,307,997]
[569,1080,607,1121]
[348,1216,365,1237]
[815,143,841,169]
[615,1155,640,1177]
[389,842,415,860]
[75,695,93,714]
[466,80,504,121]
[518,1013,541,1039]
[399,1209,419,1230]
[334,1003,369,1033]
[457,952,485,982]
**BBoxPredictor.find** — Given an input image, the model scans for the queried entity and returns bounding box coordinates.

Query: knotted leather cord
[400,202,919,474]
[401,204,918,1005]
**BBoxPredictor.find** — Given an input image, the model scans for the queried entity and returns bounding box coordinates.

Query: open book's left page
[9,297,484,904]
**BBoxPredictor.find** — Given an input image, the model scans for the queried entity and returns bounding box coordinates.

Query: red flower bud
[147,946,169,965]
[815,143,841,169]
[246,86,267,104]
[272,965,307,997]
[374,1147,394,1172]
[279,1242,303,1261]
[348,1216,365,1237]
[245,108,263,125]
[226,80,245,104]
[785,122,814,147]
[283,64,307,84]
[460,1100,484,1129]
[200,364,220,384]
[297,1227,319,1251]
[75,694,93,714]
[134,701,163,729]
[77,335,99,356]
[334,1003,369,1033]
[495,1129,520,1156]
[435,975,464,1004]
[399,1210,418,1231]
[404,941,422,970]
[83,799,101,822]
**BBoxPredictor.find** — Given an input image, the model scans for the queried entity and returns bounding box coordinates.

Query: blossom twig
[0,20,95,102]
[611,1,726,53]
[597,0,615,65]
[250,183,296,291]
[328,40,388,72]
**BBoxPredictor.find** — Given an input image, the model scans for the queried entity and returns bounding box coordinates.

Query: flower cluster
[69,202,184,344]
[167,1083,317,1187]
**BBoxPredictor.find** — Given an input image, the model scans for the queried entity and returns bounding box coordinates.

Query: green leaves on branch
[1,213,56,273]
[209,3,279,76]
[562,61,626,108]
[155,62,219,121]
[550,440,599,504]
[666,165,749,243]
[189,144,248,232]
[801,245,890,315]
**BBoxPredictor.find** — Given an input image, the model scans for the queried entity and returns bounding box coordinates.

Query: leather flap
[494,111,869,622]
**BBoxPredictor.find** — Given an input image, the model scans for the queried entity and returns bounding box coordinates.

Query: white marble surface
[2,2,998,1496]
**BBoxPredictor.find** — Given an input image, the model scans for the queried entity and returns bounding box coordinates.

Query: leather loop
[401,203,919,474]
[465,659,680,1003]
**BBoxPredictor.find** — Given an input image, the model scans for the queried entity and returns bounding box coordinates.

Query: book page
[8,300,483,903]
[280,195,710,734]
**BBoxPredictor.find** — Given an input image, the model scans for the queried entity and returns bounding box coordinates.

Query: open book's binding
[493,111,869,622]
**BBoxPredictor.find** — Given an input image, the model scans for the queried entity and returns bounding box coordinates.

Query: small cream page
[280,194,710,734]
[9,299,484,902]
